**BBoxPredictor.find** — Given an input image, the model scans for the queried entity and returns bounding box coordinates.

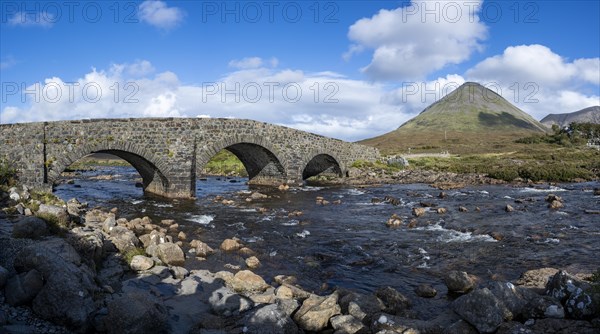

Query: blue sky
[1,1,599,140]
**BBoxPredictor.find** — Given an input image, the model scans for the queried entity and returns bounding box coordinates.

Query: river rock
[0,265,8,288]
[156,242,185,266]
[13,238,97,329]
[220,238,242,251]
[4,269,44,306]
[522,295,565,319]
[515,267,559,290]
[415,284,437,298]
[445,270,475,293]
[104,291,168,334]
[445,319,478,334]
[177,231,187,241]
[545,194,562,203]
[139,230,168,248]
[437,207,447,214]
[451,288,512,333]
[527,318,599,334]
[549,200,564,209]
[98,254,125,290]
[170,266,189,279]
[276,298,300,318]
[339,292,384,324]
[505,204,514,212]
[459,206,468,212]
[230,270,270,293]
[275,285,294,299]
[330,315,366,334]
[250,192,268,200]
[66,198,84,217]
[245,256,261,269]
[12,216,48,239]
[545,270,598,319]
[293,292,341,332]
[130,255,154,271]
[108,226,140,253]
[37,203,69,224]
[244,303,299,334]
[375,286,411,314]
[371,313,445,334]
[68,227,105,266]
[386,214,402,226]
[102,216,116,233]
[191,240,214,257]
[486,281,537,318]
[412,207,426,217]
[209,286,254,316]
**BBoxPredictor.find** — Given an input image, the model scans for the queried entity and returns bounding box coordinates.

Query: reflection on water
[55,166,600,316]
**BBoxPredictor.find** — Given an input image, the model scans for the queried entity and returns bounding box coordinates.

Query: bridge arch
[300,151,345,180]
[47,142,171,196]
[197,135,288,185]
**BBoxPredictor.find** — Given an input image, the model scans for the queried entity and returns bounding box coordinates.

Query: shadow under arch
[301,153,344,180]
[197,137,288,185]
[47,144,171,197]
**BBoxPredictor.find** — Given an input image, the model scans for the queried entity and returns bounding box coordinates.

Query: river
[55,166,600,317]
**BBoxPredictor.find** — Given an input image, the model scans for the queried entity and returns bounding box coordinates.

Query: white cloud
[7,11,54,28]
[347,0,487,80]
[0,60,405,141]
[465,44,598,87]
[465,44,600,119]
[138,0,185,30]
[228,57,264,70]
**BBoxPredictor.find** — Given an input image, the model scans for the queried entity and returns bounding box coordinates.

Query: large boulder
[522,295,565,319]
[244,303,299,334]
[4,269,44,306]
[12,216,48,239]
[487,281,537,318]
[104,291,168,334]
[545,270,598,319]
[13,238,97,329]
[156,242,185,266]
[293,292,341,332]
[339,291,384,325]
[451,288,512,333]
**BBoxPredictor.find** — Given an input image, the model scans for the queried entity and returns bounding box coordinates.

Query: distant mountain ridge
[360,82,548,153]
[395,82,547,133]
[541,106,600,128]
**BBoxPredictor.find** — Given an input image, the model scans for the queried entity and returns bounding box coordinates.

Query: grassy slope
[359,83,599,182]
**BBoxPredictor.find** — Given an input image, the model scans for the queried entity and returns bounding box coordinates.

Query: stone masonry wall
[0,118,379,198]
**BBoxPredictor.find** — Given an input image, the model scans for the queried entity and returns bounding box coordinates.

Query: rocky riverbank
[1,186,599,333]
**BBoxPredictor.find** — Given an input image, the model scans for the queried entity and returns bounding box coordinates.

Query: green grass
[123,247,147,265]
[203,150,247,176]
[0,158,17,186]
[36,212,70,236]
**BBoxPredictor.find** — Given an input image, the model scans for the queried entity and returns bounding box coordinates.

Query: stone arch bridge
[0,118,379,198]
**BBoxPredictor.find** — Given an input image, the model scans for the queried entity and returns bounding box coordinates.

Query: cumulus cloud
[138,0,185,30]
[7,11,54,28]
[228,57,264,70]
[0,60,406,141]
[465,44,600,119]
[347,0,487,80]
[466,44,599,87]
